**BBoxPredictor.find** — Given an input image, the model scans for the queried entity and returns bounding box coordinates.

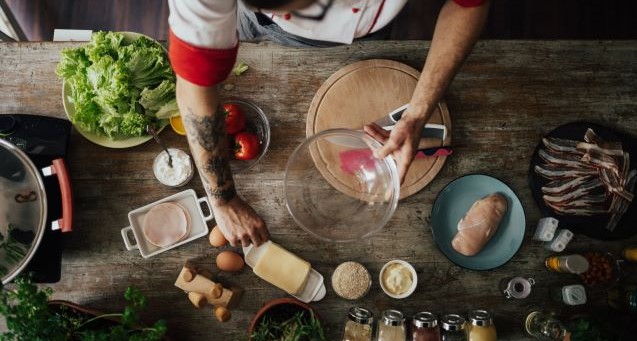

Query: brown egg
[209,226,228,247]
[216,251,244,272]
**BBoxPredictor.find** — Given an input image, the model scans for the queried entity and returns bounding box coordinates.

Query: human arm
[168,0,269,247]
[176,77,269,247]
[365,0,490,182]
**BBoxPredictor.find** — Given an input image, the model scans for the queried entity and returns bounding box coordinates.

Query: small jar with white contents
[379,260,418,299]
[153,148,194,187]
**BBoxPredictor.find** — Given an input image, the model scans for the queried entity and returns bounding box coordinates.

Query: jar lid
[348,307,374,325]
[562,285,587,305]
[381,309,404,326]
[564,255,589,274]
[468,310,493,326]
[441,314,466,331]
[413,311,438,328]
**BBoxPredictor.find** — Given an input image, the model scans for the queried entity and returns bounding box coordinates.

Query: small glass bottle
[342,307,374,341]
[377,309,406,341]
[501,277,535,299]
[623,246,637,262]
[524,311,567,340]
[441,314,466,341]
[607,286,637,314]
[466,310,496,341]
[550,284,587,306]
[412,311,441,341]
[545,254,589,274]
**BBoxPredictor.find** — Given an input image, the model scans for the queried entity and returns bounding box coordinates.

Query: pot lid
[0,138,47,284]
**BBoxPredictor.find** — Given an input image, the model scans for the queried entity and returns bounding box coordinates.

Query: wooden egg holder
[174,261,242,322]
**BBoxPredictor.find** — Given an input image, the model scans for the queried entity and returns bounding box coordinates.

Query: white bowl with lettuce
[57,31,178,148]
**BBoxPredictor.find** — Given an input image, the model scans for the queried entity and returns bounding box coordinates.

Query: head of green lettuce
[56,31,178,138]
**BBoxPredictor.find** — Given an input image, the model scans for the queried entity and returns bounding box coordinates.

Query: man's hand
[212,196,269,247]
[364,111,426,183]
[367,0,489,181]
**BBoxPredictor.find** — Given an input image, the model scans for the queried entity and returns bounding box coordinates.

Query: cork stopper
[188,292,207,308]
[181,268,196,282]
[214,305,231,322]
[211,283,223,299]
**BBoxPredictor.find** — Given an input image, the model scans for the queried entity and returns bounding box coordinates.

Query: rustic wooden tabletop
[1,40,637,340]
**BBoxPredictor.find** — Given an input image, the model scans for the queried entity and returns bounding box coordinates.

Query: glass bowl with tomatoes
[222,97,271,173]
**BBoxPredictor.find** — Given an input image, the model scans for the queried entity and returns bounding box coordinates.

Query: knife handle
[389,104,409,122]
[415,146,453,159]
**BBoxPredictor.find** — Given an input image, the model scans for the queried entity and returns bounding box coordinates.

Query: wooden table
[1,40,636,340]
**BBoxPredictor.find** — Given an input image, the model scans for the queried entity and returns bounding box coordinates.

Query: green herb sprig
[0,276,167,341]
[251,310,326,341]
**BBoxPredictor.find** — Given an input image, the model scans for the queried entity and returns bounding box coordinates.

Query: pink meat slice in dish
[142,202,191,248]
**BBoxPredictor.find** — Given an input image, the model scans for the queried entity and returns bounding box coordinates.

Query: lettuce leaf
[56,31,176,139]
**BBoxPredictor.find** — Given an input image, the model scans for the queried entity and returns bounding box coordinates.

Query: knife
[374,104,447,141]
[415,146,453,159]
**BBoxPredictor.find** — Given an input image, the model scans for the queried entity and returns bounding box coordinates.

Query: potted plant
[0,276,168,340]
[248,297,326,341]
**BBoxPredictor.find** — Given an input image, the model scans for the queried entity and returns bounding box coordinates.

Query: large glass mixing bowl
[284,129,400,242]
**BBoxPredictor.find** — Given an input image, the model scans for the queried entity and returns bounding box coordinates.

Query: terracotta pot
[248,297,319,336]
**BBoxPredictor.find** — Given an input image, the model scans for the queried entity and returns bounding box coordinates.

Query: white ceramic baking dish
[121,189,213,258]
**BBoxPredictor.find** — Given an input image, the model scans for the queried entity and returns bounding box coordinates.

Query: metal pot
[0,138,72,284]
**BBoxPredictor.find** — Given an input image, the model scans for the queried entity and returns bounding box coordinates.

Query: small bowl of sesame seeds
[331,261,372,300]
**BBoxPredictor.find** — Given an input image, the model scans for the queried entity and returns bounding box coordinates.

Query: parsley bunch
[251,310,326,341]
[0,277,167,341]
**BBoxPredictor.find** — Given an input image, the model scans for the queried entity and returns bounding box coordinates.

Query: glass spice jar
[549,284,587,306]
[607,286,637,314]
[623,246,637,262]
[377,309,406,341]
[544,254,589,274]
[524,311,567,340]
[342,307,374,341]
[466,310,496,341]
[412,311,441,341]
[441,314,466,341]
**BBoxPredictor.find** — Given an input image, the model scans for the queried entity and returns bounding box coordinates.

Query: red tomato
[223,103,246,135]
[233,132,260,160]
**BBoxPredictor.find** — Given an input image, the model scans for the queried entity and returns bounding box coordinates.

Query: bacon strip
[539,149,593,169]
[539,128,634,229]
[542,177,593,195]
[543,137,582,154]
[535,164,598,179]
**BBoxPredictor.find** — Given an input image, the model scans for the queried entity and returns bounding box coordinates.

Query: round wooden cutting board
[307,59,452,199]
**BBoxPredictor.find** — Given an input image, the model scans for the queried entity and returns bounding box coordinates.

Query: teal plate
[431,174,526,270]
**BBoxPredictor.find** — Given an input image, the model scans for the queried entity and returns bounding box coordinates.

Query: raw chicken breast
[142,202,191,247]
[451,193,508,256]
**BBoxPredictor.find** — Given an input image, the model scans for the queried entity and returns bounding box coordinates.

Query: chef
[168,0,490,247]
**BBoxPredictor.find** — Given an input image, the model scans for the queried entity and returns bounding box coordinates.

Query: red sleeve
[168,29,238,87]
[452,0,486,7]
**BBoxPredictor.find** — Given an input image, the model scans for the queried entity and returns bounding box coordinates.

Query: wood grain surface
[306,59,452,199]
[1,40,637,340]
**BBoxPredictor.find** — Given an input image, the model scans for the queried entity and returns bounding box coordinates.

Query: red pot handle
[42,158,73,233]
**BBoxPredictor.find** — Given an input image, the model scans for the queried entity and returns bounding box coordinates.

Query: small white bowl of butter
[379,260,418,299]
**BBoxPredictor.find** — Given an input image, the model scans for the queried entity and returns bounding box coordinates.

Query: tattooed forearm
[184,106,236,204]
[206,156,231,188]
[184,107,225,150]
[204,183,237,202]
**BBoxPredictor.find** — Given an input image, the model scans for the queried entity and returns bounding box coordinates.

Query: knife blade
[415,146,453,159]
[373,104,447,140]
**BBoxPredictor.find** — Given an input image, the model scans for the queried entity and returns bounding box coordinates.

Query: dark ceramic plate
[528,122,637,240]
[431,174,526,270]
